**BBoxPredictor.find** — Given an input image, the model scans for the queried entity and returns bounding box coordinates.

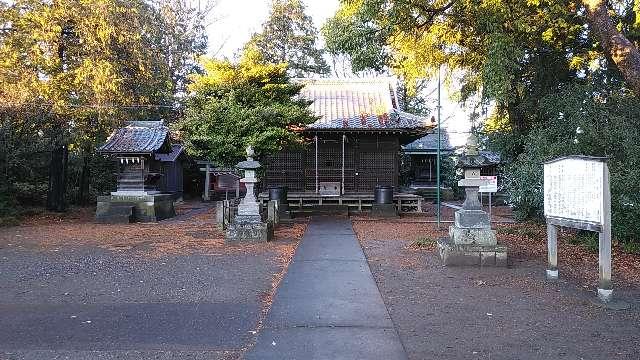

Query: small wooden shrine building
[403,128,454,188]
[264,78,433,197]
[96,121,184,222]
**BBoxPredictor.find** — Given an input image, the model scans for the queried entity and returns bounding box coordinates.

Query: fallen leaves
[1,202,308,259]
[353,217,640,288]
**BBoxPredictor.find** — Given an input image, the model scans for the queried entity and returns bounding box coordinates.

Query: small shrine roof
[99,121,170,155]
[155,144,184,162]
[403,128,454,153]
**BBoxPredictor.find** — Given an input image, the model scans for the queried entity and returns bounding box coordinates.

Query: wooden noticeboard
[543,156,612,302]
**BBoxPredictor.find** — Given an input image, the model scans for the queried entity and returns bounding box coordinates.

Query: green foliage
[322,4,389,73]
[246,0,329,77]
[323,0,593,129]
[622,241,640,254]
[176,53,317,166]
[489,80,640,242]
[0,0,206,214]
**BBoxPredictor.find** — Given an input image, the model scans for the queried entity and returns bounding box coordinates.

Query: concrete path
[246,217,407,360]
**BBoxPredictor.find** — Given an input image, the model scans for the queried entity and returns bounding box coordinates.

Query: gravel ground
[0,203,306,360]
[354,221,640,360]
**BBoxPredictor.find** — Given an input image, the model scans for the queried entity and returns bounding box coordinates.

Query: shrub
[488,82,640,244]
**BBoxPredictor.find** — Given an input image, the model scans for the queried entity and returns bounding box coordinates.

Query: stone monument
[225,146,273,243]
[437,135,508,266]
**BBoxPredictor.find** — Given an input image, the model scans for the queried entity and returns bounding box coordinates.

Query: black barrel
[268,186,288,201]
[374,185,394,204]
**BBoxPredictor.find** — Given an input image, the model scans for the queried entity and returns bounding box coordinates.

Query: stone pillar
[215,201,225,229]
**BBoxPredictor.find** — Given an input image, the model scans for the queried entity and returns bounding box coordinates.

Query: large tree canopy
[323,0,638,129]
[176,48,317,166]
[246,0,330,77]
[0,0,207,211]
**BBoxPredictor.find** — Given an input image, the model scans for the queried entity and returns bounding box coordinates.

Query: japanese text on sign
[544,157,604,224]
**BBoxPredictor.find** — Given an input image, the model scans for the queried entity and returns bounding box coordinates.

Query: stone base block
[437,238,508,267]
[225,221,273,243]
[449,226,497,246]
[455,210,491,229]
[370,203,398,218]
[96,194,175,223]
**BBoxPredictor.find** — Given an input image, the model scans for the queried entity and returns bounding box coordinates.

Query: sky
[205,0,341,59]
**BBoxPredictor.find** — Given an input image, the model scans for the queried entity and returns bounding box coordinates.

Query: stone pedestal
[437,238,508,266]
[96,193,175,223]
[438,204,507,267]
[225,217,273,243]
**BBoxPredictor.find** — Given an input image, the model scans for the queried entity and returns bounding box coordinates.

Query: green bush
[488,82,640,244]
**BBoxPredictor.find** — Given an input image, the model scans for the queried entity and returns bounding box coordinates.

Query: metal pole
[315,135,319,194]
[436,65,442,228]
[489,192,492,223]
[342,134,345,195]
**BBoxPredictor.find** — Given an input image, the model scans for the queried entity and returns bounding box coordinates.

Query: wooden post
[235,178,240,198]
[598,165,613,302]
[546,224,558,280]
[204,163,211,201]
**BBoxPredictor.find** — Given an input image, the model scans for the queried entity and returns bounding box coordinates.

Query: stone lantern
[225,146,273,243]
[437,135,507,266]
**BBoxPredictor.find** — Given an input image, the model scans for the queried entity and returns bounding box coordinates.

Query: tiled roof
[155,144,184,162]
[403,129,454,152]
[99,121,169,154]
[296,78,430,130]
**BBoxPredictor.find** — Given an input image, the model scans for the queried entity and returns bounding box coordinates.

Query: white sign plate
[544,157,604,224]
[479,176,498,193]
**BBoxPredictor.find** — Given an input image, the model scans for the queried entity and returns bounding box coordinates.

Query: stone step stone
[95,205,135,224]
[309,205,349,216]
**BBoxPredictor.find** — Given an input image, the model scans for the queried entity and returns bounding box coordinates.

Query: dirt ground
[0,202,307,359]
[1,202,306,259]
[353,219,640,360]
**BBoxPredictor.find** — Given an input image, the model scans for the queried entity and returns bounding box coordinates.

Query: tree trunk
[46,145,68,212]
[78,151,90,205]
[584,0,640,96]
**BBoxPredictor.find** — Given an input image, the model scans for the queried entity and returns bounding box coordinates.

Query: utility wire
[0,103,177,109]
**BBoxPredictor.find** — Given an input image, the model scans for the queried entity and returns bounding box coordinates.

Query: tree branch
[584,0,640,96]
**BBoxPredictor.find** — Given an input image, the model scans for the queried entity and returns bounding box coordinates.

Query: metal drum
[374,185,394,204]
[268,186,289,212]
